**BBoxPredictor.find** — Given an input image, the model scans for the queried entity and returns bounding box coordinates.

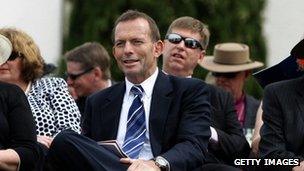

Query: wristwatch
[154,156,170,171]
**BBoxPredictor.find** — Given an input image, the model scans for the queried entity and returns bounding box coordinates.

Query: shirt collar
[125,67,159,99]
[235,92,246,105]
[106,79,112,87]
[25,81,32,95]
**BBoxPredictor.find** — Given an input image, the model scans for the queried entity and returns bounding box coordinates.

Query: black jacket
[0,81,39,171]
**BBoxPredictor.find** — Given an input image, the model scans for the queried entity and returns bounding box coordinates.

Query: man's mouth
[0,68,9,71]
[122,58,140,67]
[123,59,139,64]
[172,53,184,59]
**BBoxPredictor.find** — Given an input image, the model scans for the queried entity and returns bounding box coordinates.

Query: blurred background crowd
[1,0,303,99]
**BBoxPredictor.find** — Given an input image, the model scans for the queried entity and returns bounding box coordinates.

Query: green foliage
[62,0,266,99]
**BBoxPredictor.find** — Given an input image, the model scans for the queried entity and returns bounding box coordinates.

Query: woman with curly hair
[0,34,40,171]
[0,28,81,150]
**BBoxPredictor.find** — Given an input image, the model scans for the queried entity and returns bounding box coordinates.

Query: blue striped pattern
[122,85,146,158]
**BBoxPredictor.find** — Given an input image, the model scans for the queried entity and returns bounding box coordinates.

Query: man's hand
[292,161,304,171]
[120,158,160,171]
[37,135,54,148]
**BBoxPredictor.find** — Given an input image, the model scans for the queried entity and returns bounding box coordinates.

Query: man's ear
[93,67,102,78]
[112,46,118,60]
[198,50,206,60]
[153,40,164,59]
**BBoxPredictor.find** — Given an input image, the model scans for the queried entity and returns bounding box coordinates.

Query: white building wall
[0,0,303,67]
[264,0,304,66]
[0,0,63,64]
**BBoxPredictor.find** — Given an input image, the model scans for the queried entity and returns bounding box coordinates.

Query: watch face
[156,156,168,168]
[157,158,167,166]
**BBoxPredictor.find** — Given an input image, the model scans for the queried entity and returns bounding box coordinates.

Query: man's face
[214,71,248,101]
[162,28,204,77]
[66,61,96,97]
[113,18,162,84]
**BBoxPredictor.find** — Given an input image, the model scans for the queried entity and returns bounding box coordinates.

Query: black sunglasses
[212,72,239,78]
[8,51,23,61]
[165,33,203,50]
[66,67,94,80]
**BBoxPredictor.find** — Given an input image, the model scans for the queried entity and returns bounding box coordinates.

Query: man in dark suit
[64,42,113,116]
[162,16,249,169]
[259,39,304,171]
[45,10,211,171]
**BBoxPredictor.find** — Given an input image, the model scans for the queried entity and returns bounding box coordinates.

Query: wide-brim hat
[198,42,264,73]
[253,39,304,88]
[253,55,304,88]
[291,39,304,59]
[0,34,12,65]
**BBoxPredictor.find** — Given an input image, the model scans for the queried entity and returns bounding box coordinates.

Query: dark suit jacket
[77,80,117,118]
[0,82,39,171]
[207,85,250,165]
[259,76,304,167]
[244,94,260,129]
[82,70,211,170]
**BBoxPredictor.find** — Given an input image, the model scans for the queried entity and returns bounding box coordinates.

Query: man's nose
[215,76,227,84]
[176,40,186,49]
[123,42,134,55]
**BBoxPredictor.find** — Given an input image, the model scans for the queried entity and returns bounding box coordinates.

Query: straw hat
[0,34,12,65]
[198,42,264,73]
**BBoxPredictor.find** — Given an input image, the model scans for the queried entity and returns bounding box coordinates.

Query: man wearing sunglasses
[199,42,264,144]
[162,17,249,170]
[65,42,113,116]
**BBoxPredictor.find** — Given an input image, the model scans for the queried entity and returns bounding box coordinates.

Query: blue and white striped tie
[122,85,146,159]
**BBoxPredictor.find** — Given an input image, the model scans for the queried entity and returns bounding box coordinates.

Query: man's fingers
[120,158,135,164]
[37,138,50,148]
[127,160,140,171]
[37,136,53,148]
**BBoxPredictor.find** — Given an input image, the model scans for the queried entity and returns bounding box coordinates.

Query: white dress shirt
[116,68,159,160]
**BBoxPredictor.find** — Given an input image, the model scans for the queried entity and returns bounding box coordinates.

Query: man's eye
[132,40,143,45]
[115,41,124,47]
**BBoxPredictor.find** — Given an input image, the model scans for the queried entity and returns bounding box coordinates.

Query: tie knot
[131,85,143,98]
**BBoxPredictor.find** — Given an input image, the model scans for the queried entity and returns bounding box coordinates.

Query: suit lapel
[244,95,259,129]
[149,71,173,156]
[295,77,304,127]
[100,83,125,139]
[290,77,304,152]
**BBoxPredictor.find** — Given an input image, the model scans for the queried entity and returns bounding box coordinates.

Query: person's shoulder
[0,81,25,102]
[245,94,260,103]
[205,83,231,100]
[245,94,260,112]
[0,81,16,89]
[0,81,23,93]
[166,74,207,88]
[33,77,67,87]
[206,83,227,94]
[264,76,303,92]
[89,81,125,101]
[38,76,66,84]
